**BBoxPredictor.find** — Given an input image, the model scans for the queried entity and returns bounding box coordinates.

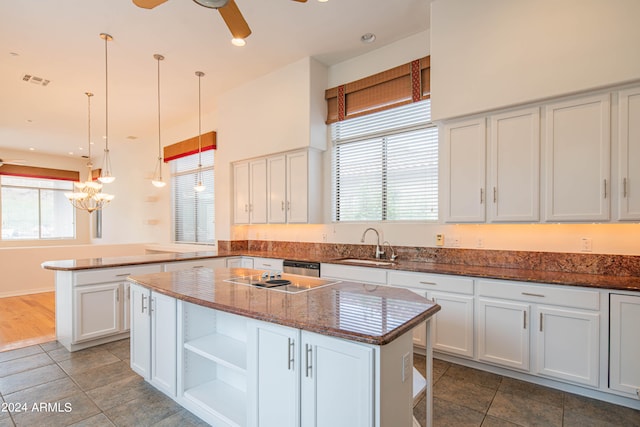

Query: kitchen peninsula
[126,267,440,427]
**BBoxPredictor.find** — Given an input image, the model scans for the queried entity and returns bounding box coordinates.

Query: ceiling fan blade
[291,0,308,2]
[132,0,169,9]
[218,0,251,40]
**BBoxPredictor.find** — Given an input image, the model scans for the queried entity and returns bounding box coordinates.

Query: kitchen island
[127,267,440,427]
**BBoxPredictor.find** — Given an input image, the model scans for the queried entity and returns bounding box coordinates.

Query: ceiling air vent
[22,74,50,86]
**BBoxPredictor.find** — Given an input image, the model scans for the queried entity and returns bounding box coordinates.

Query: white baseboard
[0,287,54,298]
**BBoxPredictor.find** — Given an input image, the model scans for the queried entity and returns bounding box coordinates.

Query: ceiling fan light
[193,0,228,9]
[231,37,246,47]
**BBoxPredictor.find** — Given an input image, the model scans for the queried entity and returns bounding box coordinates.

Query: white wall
[0,243,149,297]
[216,57,328,241]
[430,0,640,120]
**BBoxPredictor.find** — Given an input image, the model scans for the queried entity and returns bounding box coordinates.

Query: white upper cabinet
[544,93,611,221]
[233,159,268,224]
[267,155,287,224]
[489,108,540,222]
[236,148,321,225]
[442,118,487,222]
[286,150,310,223]
[233,162,250,224]
[617,87,640,220]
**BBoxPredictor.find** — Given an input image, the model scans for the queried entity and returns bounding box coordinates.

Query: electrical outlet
[402,352,412,383]
[436,234,444,246]
[580,237,592,252]
[477,238,484,248]
[451,237,460,247]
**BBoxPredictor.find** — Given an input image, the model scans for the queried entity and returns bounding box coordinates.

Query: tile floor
[0,339,639,426]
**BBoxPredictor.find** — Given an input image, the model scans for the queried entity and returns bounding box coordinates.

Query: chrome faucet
[383,241,397,262]
[361,228,384,259]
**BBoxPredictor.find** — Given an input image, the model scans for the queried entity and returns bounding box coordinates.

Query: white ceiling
[0,0,430,159]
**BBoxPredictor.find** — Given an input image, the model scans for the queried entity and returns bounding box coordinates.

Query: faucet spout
[360,228,384,259]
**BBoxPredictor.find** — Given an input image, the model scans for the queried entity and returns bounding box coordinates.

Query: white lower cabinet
[387,271,474,358]
[129,283,177,397]
[477,279,600,387]
[477,298,531,371]
[227,257,255,268]
[300,331,375,427]
[74,283,122,342]
[163,258,227,272]
[609,293,640,398]
[247,321,299,427]
[535,306,599,387]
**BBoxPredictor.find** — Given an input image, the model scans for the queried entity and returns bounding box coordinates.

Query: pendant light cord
[197,72,203,168]
[157,55,162,159]
[104,35,109,151]
[87,93,92,159]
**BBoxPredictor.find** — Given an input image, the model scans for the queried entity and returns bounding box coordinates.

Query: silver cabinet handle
[116,273,131,277]
[116,288,119,302]
[150,297,154,315]
[539,312,543,332]
[244,203,248,212]
[604,179,608,199]
[623,178,628,198]
[522,292,545,298]
[305,344,312,377]
[287,338,294,370]
[419,281,437,286]
[493,187,497,203]
[480,188,484,204]
[141,294,147,314]
[281,201,285,211]
[287,201,291,211]
[523,311,527,329]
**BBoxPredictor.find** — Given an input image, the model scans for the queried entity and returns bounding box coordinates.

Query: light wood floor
[0,291,55,352]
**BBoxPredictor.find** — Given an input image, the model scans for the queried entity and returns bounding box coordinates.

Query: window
[331,100,438,222]
[171,150,214,243]
[1,176,75,240]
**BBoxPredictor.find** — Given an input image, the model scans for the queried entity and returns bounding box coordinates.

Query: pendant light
[98,33,115,184]
[151,54,166,188]
[194,71,206,193]
[65,93,114,213]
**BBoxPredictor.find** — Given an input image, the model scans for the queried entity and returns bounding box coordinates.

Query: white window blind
[171,150,214,243]
[331,100,438,221]
[1,176,75,240]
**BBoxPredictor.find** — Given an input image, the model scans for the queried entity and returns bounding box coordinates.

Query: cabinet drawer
[387,271,474,295]
[477,280,599,310]
[252,257,284,270]
[75,264,162,286]
[163,258,226,272]
[321,264,387,284]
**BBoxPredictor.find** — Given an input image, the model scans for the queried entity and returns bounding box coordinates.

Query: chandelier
[65,92,115,213]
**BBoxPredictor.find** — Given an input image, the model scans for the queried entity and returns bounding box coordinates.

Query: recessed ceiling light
[29,147,35,151]
[361,33,376,44]
[318,0,328,2]
[231,38,246,47]
[68,151,74,156]
[126,136,138,140]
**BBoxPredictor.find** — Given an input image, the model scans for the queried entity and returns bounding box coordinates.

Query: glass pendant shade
[193,0,229,9]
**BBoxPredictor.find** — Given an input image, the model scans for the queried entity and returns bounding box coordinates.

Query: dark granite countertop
[41,248,640,292]
[127,267,440,346]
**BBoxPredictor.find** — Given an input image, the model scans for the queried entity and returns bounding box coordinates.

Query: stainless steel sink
[339,258,396,266]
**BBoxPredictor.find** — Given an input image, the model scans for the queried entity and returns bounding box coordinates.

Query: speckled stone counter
[127,267,441,346]
[41,251,221,271]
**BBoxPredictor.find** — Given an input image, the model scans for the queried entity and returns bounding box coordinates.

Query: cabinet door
[301,331,374,427]
[489,108,540,222]
[151,292,177,397]
[430,292,475,358]
[477,298,530,371]
[544,94,610,221]
[233,162,250,224]
[73,283,121,342]
[618,87,640,220]
[442,118,486,222]
[535,306,599,387]
[609,294,640,396]
[250,159,268,223]
[248,321,299,427]
[268,155,287,223]
[130,283,151,378]
[286,151,309,223]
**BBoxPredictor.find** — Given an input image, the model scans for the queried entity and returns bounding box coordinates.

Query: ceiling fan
[0,158,25,167]
[133,0,308,43]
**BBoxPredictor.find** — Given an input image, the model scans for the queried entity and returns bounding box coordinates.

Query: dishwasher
[282,260,321,277]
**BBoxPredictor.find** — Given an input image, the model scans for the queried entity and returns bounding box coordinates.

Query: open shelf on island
[184,333,247,373]
[184,379,247,427]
